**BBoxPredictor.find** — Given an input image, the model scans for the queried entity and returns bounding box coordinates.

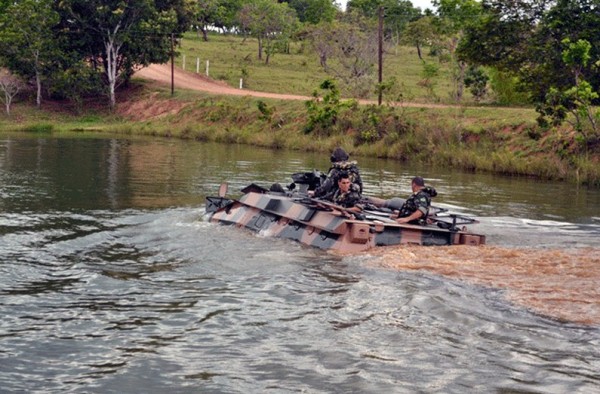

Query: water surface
[1,133,599,393]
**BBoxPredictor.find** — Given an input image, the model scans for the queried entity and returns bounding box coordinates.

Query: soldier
[395,176,434,224]
[329,172,362,210]
[309,147,362,198]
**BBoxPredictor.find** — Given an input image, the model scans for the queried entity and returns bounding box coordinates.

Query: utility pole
[378,6,384,106]
[171,33,175,96]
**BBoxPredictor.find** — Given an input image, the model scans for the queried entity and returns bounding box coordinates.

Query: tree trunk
[105,35,122,110]
[3,93,10,115]
[416,43,423,60]
[456,61,466,102]
[201,27,208,42]
[258,36,263,60]
[35,70,41,109]
[34,50,41,108]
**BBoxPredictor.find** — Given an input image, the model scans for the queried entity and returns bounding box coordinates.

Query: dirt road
[134,63,453,108]
[135,63,313,101]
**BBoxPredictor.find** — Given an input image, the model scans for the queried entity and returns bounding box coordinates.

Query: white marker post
[239,79,243,89]
[196,58,200,73]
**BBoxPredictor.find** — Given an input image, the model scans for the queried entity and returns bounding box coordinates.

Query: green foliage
[535,98,558,129]
[537,39,599,147]
[48,62,104,113]
[22,123,54,133]
[347,0,421,39]
[0,0,190,109]
[487,68,528,106]
[375,77,410,106]
[0,0,60,107]
[463,65,489,102]
[352,104,411,146]
[418,62,439,101]
[194,0,231,41]
[562,38,592,71]
[237,0,299,64]
[458,0,600,106]
[256,100,274,121]
[304,79,355,134]
[286,0,337,24]
[402,16,436,61]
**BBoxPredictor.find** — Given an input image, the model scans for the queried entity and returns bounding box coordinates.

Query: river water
[1,133,599,393]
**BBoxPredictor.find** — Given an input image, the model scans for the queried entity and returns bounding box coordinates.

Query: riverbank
[1,79,599,186]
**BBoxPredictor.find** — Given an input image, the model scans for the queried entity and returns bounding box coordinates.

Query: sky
[338,0,436,12]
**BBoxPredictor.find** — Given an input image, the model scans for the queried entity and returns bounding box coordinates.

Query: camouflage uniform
[330,187,362,208]
[313,161,363,198]
[398,189,431,224]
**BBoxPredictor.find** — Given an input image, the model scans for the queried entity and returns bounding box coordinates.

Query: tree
[347,0,420,43]
[308,13,379,98]
[285,0,338,24]
[214,0,244,32]
[402,16,436,60]
[384,0,421,46]
[306,21,338,70]
[194,0,227,41]
[0,0,60,108]
[0,71,23,116]
[456,0,537,73]
[304,79,356,134]
[57,0,189,109]
[463,65,489,102]
[237,0,298,64]
[433,0,482,102]
[538,39,599,142]
[457,0,600,105]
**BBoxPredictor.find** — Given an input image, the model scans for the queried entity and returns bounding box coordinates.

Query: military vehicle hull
[206,182,486,253]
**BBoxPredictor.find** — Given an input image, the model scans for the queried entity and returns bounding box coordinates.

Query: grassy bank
[1,34,599,186]
[176,32,460,103]
[2,79,598,187]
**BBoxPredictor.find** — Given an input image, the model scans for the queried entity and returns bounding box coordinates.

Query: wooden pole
[378,6,384,106]
[170,33,175,96]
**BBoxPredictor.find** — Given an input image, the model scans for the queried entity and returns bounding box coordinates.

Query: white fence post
[196,57,200,73]
[206,60,209,77]
[239,79,243,89]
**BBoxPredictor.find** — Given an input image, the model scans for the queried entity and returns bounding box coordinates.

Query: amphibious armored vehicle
[205,171,486,252]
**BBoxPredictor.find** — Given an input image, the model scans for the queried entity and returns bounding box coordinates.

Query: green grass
[2,33,599,186]
[177,32,465,103]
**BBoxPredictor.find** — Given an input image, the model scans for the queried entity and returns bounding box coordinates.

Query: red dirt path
[134,63,453,109]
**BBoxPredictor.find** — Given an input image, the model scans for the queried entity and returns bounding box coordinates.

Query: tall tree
[402,15,436,60]
[194,0,226,40]
[432,0,482,101]
[0,0,60,108]
[347,0,421,40]
[237,0,298,64]
[0,71,23,115]
[308,12,379,98]
[456,0,600,104]
[284,0,338,24]
[57,0,189,109]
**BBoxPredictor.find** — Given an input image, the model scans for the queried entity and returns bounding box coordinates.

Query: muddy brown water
[1,133,599,392]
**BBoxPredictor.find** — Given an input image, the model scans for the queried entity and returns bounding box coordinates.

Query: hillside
[1,35,598,186]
